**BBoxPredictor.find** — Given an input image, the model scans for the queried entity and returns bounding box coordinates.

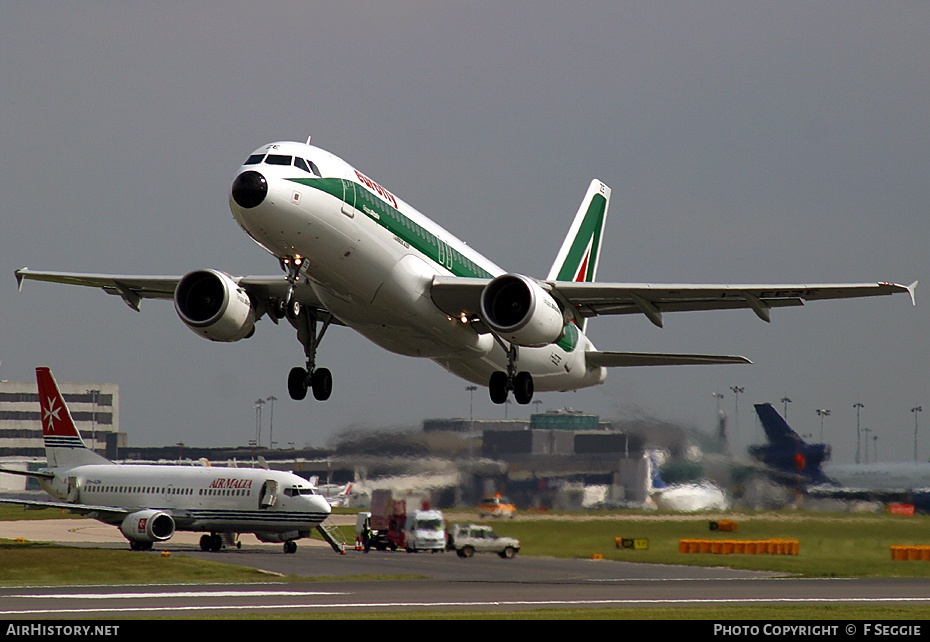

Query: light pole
[816,409,831,442]
[466,385,477,430]
[912,406,923,462]
[853,402,864,464]
[254,398,266,448]
[265,395,277,449]
[781,396,792,419]
[730,386,744,450]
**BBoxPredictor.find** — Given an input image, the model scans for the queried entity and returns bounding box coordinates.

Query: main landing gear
[278,256,335,402]
[286,300,334,402]
[488,343,534,405]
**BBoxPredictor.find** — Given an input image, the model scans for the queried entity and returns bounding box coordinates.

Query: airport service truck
[361,490,446,553]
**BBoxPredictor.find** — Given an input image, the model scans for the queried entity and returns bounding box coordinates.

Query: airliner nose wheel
[284,540,298,554]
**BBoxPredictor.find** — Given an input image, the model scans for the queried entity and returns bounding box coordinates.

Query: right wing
[14,268,331,320]
[585,351,751,367]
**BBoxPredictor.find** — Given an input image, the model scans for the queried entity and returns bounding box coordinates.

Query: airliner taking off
[15,139,916,405]
[0,368,331,553]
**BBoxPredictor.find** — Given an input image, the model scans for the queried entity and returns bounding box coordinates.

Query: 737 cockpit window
[284,486,319,496]
[244,154,264,165]
[265,154,293,165]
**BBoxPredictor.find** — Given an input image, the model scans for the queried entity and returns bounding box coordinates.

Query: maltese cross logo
[43,397,62,433]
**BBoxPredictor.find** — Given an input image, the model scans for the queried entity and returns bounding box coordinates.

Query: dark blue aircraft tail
[749,403,832,483]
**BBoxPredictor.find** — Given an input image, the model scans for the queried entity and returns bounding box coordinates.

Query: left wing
[0,497,130,522]
[431,277,917,329]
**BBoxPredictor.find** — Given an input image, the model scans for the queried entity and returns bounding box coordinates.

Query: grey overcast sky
[1,2,927,462]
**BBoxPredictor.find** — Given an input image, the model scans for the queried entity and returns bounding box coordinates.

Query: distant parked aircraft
[0,368,331,553]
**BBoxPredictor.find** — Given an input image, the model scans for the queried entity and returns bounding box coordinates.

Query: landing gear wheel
[489,371,509,404]
[288,367,309,401]
[311,367,333,401]
[284,540,298,554]
[286,299,301,321]
[129,541,153,551]
[513,371,534,405]
[273,298,287,320]
[199,534,212,552]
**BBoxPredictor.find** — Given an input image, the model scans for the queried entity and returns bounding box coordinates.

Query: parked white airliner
[14,139,916,405]
[0,367,331,553]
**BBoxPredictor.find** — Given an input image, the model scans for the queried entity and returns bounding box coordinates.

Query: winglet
[15,267,28,292]
[907,281,918,306]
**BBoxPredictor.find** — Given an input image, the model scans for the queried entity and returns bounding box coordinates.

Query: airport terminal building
[0,377,119,458]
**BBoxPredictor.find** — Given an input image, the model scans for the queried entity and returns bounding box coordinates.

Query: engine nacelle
[119,509,175,543]
[480,273,564,347]
[174,269,256,342]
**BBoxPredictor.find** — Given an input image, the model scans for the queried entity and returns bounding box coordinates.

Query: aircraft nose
[231,170,268,209]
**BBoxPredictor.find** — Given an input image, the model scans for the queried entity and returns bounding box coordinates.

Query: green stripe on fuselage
[289,177,493,279]
[556,321,579,352]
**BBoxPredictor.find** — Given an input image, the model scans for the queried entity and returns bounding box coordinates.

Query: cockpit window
[244,154,264,165]
[265,154,293,166]
[284,486,318,496]
[294,157,322,177]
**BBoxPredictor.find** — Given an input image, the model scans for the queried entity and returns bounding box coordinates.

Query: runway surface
[3,518,930,617]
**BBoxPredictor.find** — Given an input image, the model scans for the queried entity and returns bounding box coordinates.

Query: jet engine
[479,273,564,347]
[119,509,176,543]
[174,269,256,342]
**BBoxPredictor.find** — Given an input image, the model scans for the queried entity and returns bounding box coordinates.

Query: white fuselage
[39,463,331,535]
[228,141,606,392]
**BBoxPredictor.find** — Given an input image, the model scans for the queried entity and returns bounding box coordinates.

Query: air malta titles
[209,477,254,489]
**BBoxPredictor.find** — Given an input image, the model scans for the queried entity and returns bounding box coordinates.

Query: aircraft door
[341,180,356,218]
[438,240,453,271]
[66,476,80,503]
[259,480,279,509]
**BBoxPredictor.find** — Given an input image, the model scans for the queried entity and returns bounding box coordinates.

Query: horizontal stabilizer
[586,351,751,367]
[0,467,54,479]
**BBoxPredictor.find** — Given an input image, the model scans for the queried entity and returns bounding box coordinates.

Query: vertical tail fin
[36,367,110,468]
[547,180,610,333]
[753,403,805,446]
[547,180,610,283]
